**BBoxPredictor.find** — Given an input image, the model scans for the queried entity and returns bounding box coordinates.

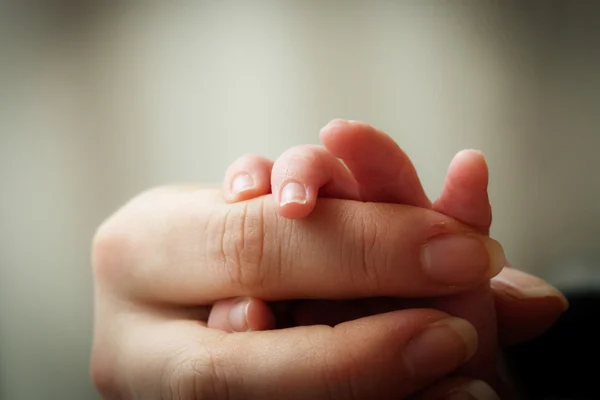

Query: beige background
[1,1,599,399]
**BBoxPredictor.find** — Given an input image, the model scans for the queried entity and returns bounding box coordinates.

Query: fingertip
[455,148,486,160]
[320,120,432,207]
[226,173,255,201]
[270,144,359,219]
[222,154,273,203]
[275,180,319,219]
[492,268,569,345]
[318,118,356,137]
[278,180,308,205]
[318,118,369,158]
[492,267,568,309]
[246,297,276,331]
[444,149,489,191]
[337,310,479,395]
[208,297,275,333]
[434,149,492,233]
[319,119,379,160]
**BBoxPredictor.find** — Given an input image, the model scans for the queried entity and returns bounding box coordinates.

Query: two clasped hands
[91,120,567,399]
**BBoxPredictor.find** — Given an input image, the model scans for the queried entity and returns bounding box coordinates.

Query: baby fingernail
[231,174,254,194]
[422,234,505,286]
[228,299,250,332]
[444,380,500,400]
[280,182,307,206]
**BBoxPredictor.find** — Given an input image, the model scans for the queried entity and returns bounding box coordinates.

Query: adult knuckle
[351,209,390,293]
[92,211,134,284]
[279,327,358,399]
[219,198,270,292]
[316,329,362,400]
[92,186,177,286]
[164,344,234,400]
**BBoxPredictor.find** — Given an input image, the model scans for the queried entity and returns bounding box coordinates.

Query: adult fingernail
[280,182,307,206]
[231,174,254,194]
[422,234,505,286]
[405,317,477,379]
[493,269,569,311]
[228,299,250,332]
[444,380,500,400]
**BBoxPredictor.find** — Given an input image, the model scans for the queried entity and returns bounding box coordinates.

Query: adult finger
[222,154,274,203]
[209,297,405,332]
[93,188,506,305]
[270,144,360,219]
[320,119,431,207]
[92,309,477,399]
[410,376,500,400]
[280,269,569,348]
[492,267,569,345]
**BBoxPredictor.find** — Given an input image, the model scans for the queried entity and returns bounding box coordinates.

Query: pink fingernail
[231,174,254,194]
[280,182,307,206]
[228,299,250,332]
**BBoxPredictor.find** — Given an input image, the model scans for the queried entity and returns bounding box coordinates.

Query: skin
[209,119,568,398]
[92,188,495,399]
[90,121,567,399]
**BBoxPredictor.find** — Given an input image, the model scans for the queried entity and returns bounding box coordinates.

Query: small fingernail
[405,317,477,378]
[422,234,505,286]
[231,174,254,194]
[280,182,307,206]
[228,299,250,332]
[444,380,500,400]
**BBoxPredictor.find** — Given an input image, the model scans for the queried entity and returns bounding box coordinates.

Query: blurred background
[1,1,598,399]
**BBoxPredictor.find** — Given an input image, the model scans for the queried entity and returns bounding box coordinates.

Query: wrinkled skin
[211,119,568,397]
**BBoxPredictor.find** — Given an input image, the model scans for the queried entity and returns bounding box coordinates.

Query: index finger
[93,187,505,305]
[94,308,477,399]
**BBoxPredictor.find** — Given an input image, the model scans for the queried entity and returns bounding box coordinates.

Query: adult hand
[210,120,567,346]
[205,119,568,399]
[90,186,505,399]
[209,267,567,345]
